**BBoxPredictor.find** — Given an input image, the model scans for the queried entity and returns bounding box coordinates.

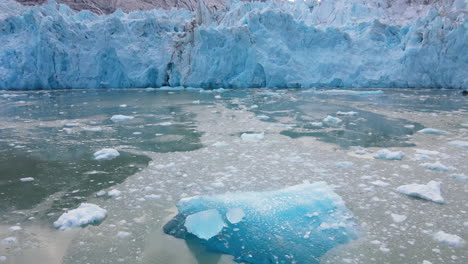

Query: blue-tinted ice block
[164,182,358,264]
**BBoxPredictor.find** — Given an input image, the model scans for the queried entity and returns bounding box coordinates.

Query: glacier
[163,182,358,264]
[0,0,467,89]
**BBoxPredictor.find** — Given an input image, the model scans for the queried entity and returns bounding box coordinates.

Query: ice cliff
[0,0,467,89]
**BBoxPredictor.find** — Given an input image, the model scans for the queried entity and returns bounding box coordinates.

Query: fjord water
[0,88,467,264]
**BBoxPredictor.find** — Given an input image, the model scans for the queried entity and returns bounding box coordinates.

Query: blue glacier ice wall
[0,0,467,89]
[163,182,358,264]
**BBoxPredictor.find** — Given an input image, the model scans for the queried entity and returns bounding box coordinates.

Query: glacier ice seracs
[163,182,358,264]
[0,0,467,89]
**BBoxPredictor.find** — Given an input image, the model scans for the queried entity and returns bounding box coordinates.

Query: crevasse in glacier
[163,182,358,264]
[0,0,466,89]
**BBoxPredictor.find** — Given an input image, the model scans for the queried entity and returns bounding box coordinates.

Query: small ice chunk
[184,209,225,240]
[374,149,405,160]
[404,124,415,129]
[371,180,390,187]
[53,203,107,230]
[432,231,465,247]
[212,141,229,147]
[108,189,122,197]
[226,208,245,224]
[448,141,468,148]
[110,115,134,122]
[335,161,353,168]
[2,237,16,244]
[20,177,34,182]
[117,231,131,238]
[323,115,342,123]
[96,190,106,197]
[391,214,407,223]
[241,133,264,142]
[419,162,452,172]
[8,226,21,232]
[158,122,172,126]
[451,174,468,181]
[0,256,6,262]
[418,128,448,134]
[416,149,440,156]
[256,115,270,120]
[83,126,102,132]
[336,111,358,116]
[422,261,432,264]
[310,122,323,127]
[396,181,444,203]
[93,148,120,160]
[119,104,127,108]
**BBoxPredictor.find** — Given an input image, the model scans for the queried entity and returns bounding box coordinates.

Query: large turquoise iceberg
[0,0,466,89]
[164,182,358,264]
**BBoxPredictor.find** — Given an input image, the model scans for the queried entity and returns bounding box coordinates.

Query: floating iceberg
[0,0,467,89]
[323,115,342,124]
[419,161,453,172]
[374,149,405,160]
[396,181,444,203]
[241,132,264,142]
[418,128,449,135]
[53,203,107,230]
[110,115,134,122]
[164,182,358,264]
[93,148,120,160]
[448,141,468,148]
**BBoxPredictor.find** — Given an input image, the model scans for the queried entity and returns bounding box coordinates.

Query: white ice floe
[310,122,323,127]
[451,174,468,181]
[93,148,120,160]
[226,208,246,224]
[19,177,34,182]
[108,189,122,197]
[8,226,21,232]
[0,256,6,262]
[53,203,107,230]
[256,115,270,120]
[432,231,465,247]
[448,141,468,148]
[335,161,354,168]
[110,115,134,122]
[323,115,342,124]
[419,161,453,172]
[371,180,390,187]
[418,128,449,134]
[117,231,131,238]
[374,149,405,160]
[212,141,229,147]
[184,209,225,240]
[158,122,172,126]
[416,149,440,156]
[83,126,103,132]
[396,181,444,203]
[241,133,264,142]
[2,237,16,244]
[336,111,358,116]
[391,213,407,223]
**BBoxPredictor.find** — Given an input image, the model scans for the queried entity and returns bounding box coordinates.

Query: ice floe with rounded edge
[396,181,444,203]
[241,132,264,142]
[374,149,405,160]
[323,115,342,123]
[53,203,107,230]
[336,111,358,116]
[19,177,34,182]
[93,148,120,160]
[110,115,134,122]
[448,141,468,148]
[432,231,465,247]
[419,161,453,172]
[418,128,449,134]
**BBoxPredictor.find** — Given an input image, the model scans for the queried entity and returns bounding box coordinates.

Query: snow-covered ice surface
[165,183,358,264]
[0,0,467,89]
[53,203,107,230]
[0,88,467,264]
[396,181,444,204]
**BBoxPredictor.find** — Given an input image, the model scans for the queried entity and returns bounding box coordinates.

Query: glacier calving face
[163,182,358,264]
[0,0,467,89]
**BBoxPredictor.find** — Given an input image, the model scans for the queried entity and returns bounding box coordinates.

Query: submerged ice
[164,182,357,264]
[0,0,467,89]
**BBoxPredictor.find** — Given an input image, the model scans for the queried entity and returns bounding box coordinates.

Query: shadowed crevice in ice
[164,182,358,264]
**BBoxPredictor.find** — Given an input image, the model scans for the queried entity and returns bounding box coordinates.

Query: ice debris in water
[419,161,453,172]
[323,115,342,124]
[391,214,407,223]
[396,181,444,203]
[448,141,468,148]
[314,90,384,96]
[1,237,16,244]
[164,182,358,264]
[418,128,449,134]
[241,133,264,142]
[0,256,6,262]
[110,115,134,122]
[336,111,358,116]
[432,231,465,247]
[93,148,120,160]
[108,189,122,197]
[19,177,34,182]
[451,174,468,181]
[53,203,107,230]
[374,149,405,160]
[8,226,21,232]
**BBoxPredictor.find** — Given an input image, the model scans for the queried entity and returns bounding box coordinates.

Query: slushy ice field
[0,88,466,264]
